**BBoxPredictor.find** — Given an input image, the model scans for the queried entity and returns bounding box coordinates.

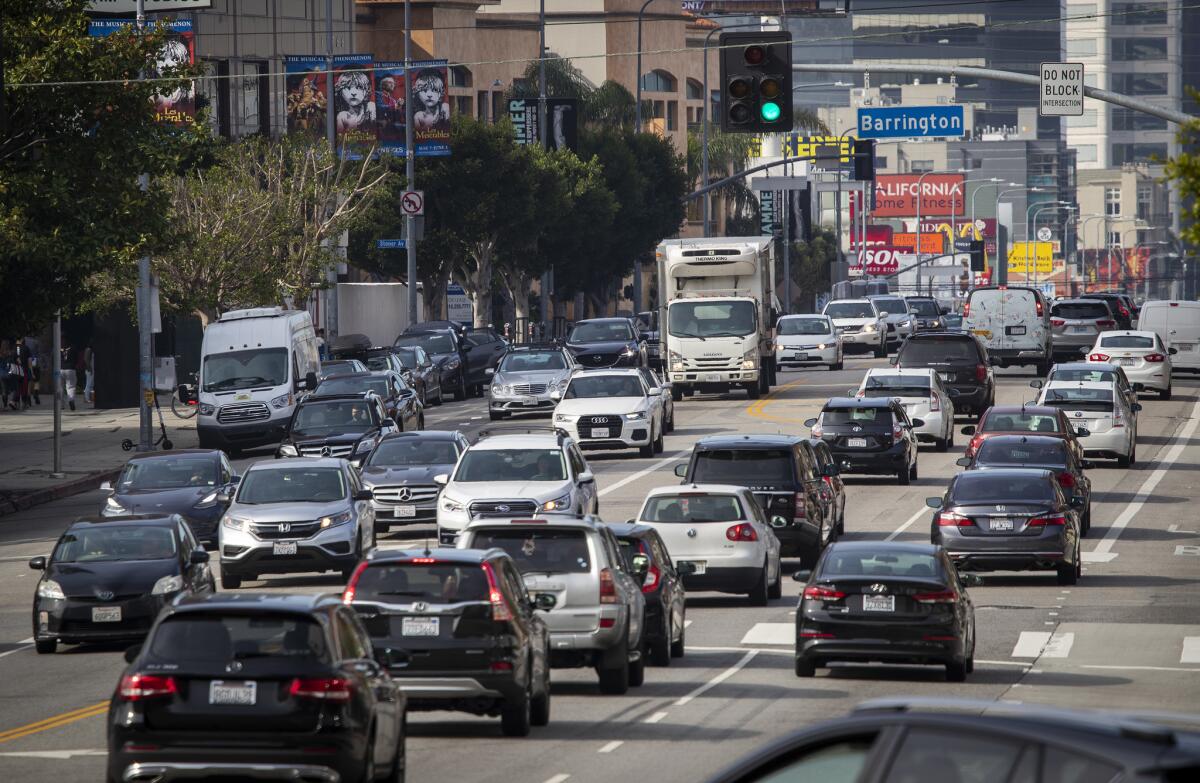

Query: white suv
[552,369,665,457]
[434,429,599,545]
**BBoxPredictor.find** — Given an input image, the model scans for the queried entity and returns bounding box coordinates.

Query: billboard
[874,174,965,217]
[285,55,330,135]
[908,217,997,257]
[89,19,196,126]
[1007,242,1054,275]
[851,224,894,250]
[781,134,854,163]
[332,54,376,159]
[88,1,212,10]
[854,247,915,276]
[892,232,946,255]
[509,98,579,151]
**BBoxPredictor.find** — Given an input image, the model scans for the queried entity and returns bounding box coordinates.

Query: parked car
[31,514,216,654]
[99,450,237,545]
[822,299,886,357]
[608,523,688,665]
[565,317,647,368]
[327,333,409,376]
[1036,379,1140,467]
[344,547,552,736]
[107,593,405,783]
[1047,360,1137,411]
[963,285,1053,374]
[1081,291,1137,330]
[961,404,1086,462]
[313,371,424,432]
[218,457,376,587]
[360,430,470,533]
[1049,298,1117,360]
[463,326,509,379]
[1088,329,1175,399]
[1139,300,1200,374]
[805,397,921,485]
[456,515,647,694]
[393,344,444,406]
[855,368,956,451]
[894,330,995,417]
[552,369,665,457]
[636,309,662,369]
[488,344,578,420]
[276,391,399,467]
[867,293,917,349]
[394,328,475,400]
[774,314,843,371]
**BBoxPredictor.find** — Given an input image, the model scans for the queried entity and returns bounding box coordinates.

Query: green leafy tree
[785,226,838,312]
[1165,90,1200,251]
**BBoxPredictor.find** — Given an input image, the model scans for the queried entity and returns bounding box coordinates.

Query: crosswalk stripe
[1041,632,1074,658]
[1182,637,1200,664]
[1011,631,1052,658]
[740,623,793,646]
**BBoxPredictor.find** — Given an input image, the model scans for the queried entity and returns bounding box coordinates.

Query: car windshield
[203,348,288,392]
[501,352,568,372]
[395,333,455,355]
[117,457,217,490]
[1100,335,1155,349]
[316,377,389,398]
[352,563,489,603]
[952,473,1056,503]
[824,302,875,319]
[54,525,177,563]
[778,318,832,336]
[570,322,633,342]
[906,300,941,317]
[860,375,932,398]
[454,448,566,482]
[690,449,793,484]
[981,412,1061,433]
[641,494,745,523]
[366,438,459,467]
[564,375,643,399]
[976,439,1067,467]
[1053,302,1110,319]
[363,354,394,371]
[899,338,977,364]
[470,529,591,574]
[872,298,906,316]
[942,314,963,325]
[148,614,329,663]
[820,407,892,426]
[1041,388,1114,412]
[322,360,362,375]
[237,467,346,504]
[292,400,375,434]
[668,300,757,338]
[820,550,942,579]
[1051,368,1117,384]
[392,348,422,368]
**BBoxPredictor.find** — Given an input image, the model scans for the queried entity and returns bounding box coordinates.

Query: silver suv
[218,457,375,588]
[488,345,579,420]
[457,515,647,694]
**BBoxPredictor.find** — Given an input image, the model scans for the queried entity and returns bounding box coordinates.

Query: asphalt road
[1,355,1198,782]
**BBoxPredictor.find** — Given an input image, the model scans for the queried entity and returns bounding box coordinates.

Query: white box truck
[656,236,779,400]
[336,282,421,346]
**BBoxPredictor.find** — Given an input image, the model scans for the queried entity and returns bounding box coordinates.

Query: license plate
[705,373,722,382]
[990,518,1014,532]
[791,353,808,361]
[1116,358,1136,366]
[862,595,895,612]
[1070,326,1092,333]
[91,606,121,623]
[847,437,868,448]
[209,680,257,706]
[394,505,416,518]
[521,396,539,407]
[272,541,298,556]
[590,427,610,438]
[680,560,706,575]
[938,372,953,382]
[1073,422,1089,433]
[1007,325,1027,336]
[1175,343,1194,352]
[402,617,439,637]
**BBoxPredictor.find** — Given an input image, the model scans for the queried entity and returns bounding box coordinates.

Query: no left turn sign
[400,190,425,216]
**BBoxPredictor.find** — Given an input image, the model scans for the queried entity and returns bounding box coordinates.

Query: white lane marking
[683,619,692,628]
[1182,637,1200,664]
[1167,524,1198,533]
[1081,665,1200,673]
[471,416,483,420]
[0,644,32,660]
[644,711,668,724]
[18,637,32,643]
[1011,631,1052,658]
[0,750,107,759]
[886,505,930,541]
[1042,632,1074,658]
[543,775,571,783]
[686,645,792,656]
[1176,546,1200,556]
[598,451,688,497]
[597,741,623,754]
[740,623,793,646]
[976,659,1033,668]
[675,650,758,706]
[1086,395,1200,563]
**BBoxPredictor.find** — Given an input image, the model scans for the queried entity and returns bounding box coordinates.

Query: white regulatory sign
[1039,62,1084,117]
[1037,227,1053,242]
[400,190,425,216]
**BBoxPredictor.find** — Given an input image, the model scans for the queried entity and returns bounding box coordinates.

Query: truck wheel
[671,386,683,401]
[746,382,761,400]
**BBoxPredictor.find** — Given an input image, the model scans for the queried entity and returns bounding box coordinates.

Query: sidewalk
[0,404,199,516]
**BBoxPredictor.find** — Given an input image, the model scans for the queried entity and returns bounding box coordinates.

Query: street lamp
[635,0,657,133]
[1028,201,1070,287]
[914,168,968,273]
[969,179,1013,225]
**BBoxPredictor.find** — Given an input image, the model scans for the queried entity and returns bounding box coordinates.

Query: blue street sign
[857,105,965,139]
[377,239,406,249]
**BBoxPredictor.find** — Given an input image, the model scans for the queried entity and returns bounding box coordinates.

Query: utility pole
[538,0,551,333]
[404,0,419,327]
[136,0,153,452]
[324,0,339,337]
[51,312,63,478]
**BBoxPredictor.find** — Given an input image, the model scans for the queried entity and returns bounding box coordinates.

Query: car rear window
[951,473,1056,503]
[1041,387,1114,412]
[641,493,745,523]
[148,614,329,663]
[819,408,892,427]
[976,439,1067,467]
[1050,368,1116,384]
[352,563,489,603]
[1099,335,1154,349]
[690,449,795,484]
[860,374,932,398]
[898,338,978,364]
[980,412,1061,433]
[820,551,942,579]
[1052,302,1109,319]
[470,528,591,574]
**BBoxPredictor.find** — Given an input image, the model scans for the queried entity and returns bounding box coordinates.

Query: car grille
[579,415,620,427]
[251,521,322,540]
[512,383,549,395]
[579,352,621,366]
[372,485,440,505]
[683,356,739,370]
[469,500,539,518]
[217,402,270,424]
[299,444,355,458]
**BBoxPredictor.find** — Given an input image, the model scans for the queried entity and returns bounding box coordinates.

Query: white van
[1138,300,1200,372]
[963,286,1052,373]
[192,308,321,451]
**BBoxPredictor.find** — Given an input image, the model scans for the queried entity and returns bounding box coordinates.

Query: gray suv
[1049,298,1117,360]
[457,515,647,694]
[488,346,579,420]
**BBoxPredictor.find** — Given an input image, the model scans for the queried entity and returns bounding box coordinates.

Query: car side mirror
[925,497,943,509]
[433,474,449,487]
[803,417,818,428]
[911,418,925,428]
[1169,347,1178,355]
[1075,428,1091,438]
[123,644,142,664]
[353,489,374,501]
[28,556,46,570]
[190,549,210,564]
[215,492,231,504]
[99,481,113,492]
[1070,495,1087,509]
[791,569,812,583]
[533,593,557,611]
[1131,403,1142,412]
[630,553,650,578]
[1029,379,1044,389]
[961,425,976,435]
[305,370,319,391]
[674,464,688,478]
[676,561,698,575]
[955,457,971,467]
[578,471,594,484]
[959,573,984,587]
[485,367,495,377]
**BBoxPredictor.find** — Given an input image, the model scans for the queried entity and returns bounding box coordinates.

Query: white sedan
[1037,379,1140,467]
[553,369,665,457]
[775,314,843,371]
[1087,330,1174,400]
[854,367,956,451]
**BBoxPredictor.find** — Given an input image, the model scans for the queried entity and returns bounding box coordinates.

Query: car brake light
[1057,472,1075,489]
[1035,298,1044,317]
[803,585,846,600]
[893,423,903,441]
[726,522,758,542]
[967,434,984,456]
[913,589,958,604]
[799,631,835,638]
[974,363,987,383]
[929,393,940,412]
[118,674,177,701]
[937,512,974,527]
[1090,353,1110,362]
[962,300,971,318]
[1144,353,1165,363]
[599,567,617,604]
[289,677,353,701]
[481,561,515,621]
[1051,318,1066,327]
[1028,514,1067,527]
[342,561,370,604]
[1118,305,1130,317]
[793,493,806,519]
[1095,319,1116,329]
[409,557,438,563]
[638,542,661,593]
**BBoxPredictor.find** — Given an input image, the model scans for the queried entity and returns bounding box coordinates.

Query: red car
[960,405,1086,463]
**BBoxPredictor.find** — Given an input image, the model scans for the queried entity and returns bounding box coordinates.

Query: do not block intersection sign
[1040,62,1084,117]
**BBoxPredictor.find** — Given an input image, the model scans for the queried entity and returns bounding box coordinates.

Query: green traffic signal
[760,101,782,122]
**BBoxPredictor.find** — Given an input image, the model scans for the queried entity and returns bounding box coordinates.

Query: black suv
[276,392,397,467]
[344,548,553,736]
[314,371,424,432]
[895,331,995,416]
[395,327,483,400]
[566,317,646,368]
[108,593,406,783]
[608,523,687,666]
[1081,292,1135,330]
[675,434,833,562]
[806,397,921,485]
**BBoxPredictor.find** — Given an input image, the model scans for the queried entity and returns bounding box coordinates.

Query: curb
[0,469,122,518]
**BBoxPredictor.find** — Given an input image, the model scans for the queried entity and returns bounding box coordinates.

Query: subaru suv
[360,430,470,533]
[435,428,599,545]
[276,391,397,467]
[457,515,647,694]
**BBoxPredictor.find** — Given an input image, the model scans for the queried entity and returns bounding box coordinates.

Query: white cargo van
[962,286,1052,373]
[191,308,321,451]
[1138,300,1200,372]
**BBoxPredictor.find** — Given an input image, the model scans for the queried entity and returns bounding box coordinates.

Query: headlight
[37,579,65,600]
[104,496,127,514]
[269,393,292,409]
[492,384,512,396]
[319,511,352,529]
[899,319,912,328]
[669,350,684,372]
[554,413,576,423]
[278,443,298,458]
[441,495,466,513]
[932,320,941,328]
[199,403,215,416]
[622,346,636,357]
[862,324,877,333]
[223,515,249,531]
[445,358,461,370]
[625,410,648,421]
[742,347,758,371]
[815,343,828,350]
[355,437,377,454]
[151,574,184,595]
[541,493,572,511]
[194,490,220,509]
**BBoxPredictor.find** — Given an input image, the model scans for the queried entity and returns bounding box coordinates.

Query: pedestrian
[23,333,41,405]
[0,339,17,411]
[60,342,78,411]
[14,336,34,409]
[316,328,327,360]
[82,342,95,405]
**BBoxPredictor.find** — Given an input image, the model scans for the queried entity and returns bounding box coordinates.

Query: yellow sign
[781,134,854,163]
[1007,241,1053,274]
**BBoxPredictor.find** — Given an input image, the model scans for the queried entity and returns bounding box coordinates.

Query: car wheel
[1056,558,1079,586]
[649,616,671,667]
[670,616,686,658]
[653,425,664,454]
[35,638,56,655]
[1129,441,1136,467]
[357,734,377,783]
[1082,505,1092,537]
[837,508,846,536]
[671,386,683,401]
[418,415,425,430]
[628,637,646,688]
[489,411,506,421]
[432,386,444,406]
[387,731,406,783]
[946,659,968,682]
[935,436,949,452]
[832,358,844,371]
[665,408,675,433]
[597,630,631,695]
[768,564,783,599]
[639,438,655,458]
[898,464,912,485]
[794,657,816,678]
[500,679,532,737]
[947,428,955,449]
[222,573,242,589]
[748,564,769,606]
[531,653,551,727]
[910,459,919,480]
[1117,450,1131,468]
[1160,384,1172,401]
[1035,359,1052,376]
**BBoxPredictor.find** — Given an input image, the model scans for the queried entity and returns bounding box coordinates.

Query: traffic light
[719,32,792,133]
[852,139,876,181]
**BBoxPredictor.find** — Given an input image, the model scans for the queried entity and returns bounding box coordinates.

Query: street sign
[857,105,965,139]
[400,190,425,216]
[446,283,472,325]
[1008,241,1053,275]
[1037,226,1053,242]
[1039,62,1084,117]
[377,239,406,249]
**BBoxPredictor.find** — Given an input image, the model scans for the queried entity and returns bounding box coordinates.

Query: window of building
[450,66,472,89]
[911,160,934,173]
[641,69,677,93]
[1112,38,1168,61]
[477,90,489,121]
[1105,187,1122,216]
[1065,38,1097,57]
[239,61,268,138]
[1137,185,1153,220]
[454,95,471,117]
[1075,144,1097,163]
[1112,72,1168,95]
[492,91,506,124]
[1113,2,1168,25]
[1066,109,1097,128]
[1109,231,1122,247]
[667,100,678,131]
[197,59,230,138]
[686,78,703,100]
[1111,108,1167,131]
[1112,143,1168,165]
[1072,3,1098,15]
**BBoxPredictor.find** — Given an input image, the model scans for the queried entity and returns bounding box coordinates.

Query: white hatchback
[1087,330,1174,400]
[1037,379,1140,467]
[854,368,956,451]
[775,314,843,371]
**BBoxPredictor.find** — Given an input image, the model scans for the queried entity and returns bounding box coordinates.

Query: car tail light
[599,617,616,628]
[962,300,971,318]
[799,631,834,638]
[1145,353,1165,363]
[1089,352,1110,362]
[1035,298,1044,317]
[341,561,370,604]
[966,434,985,456]
[599,567,617,604]
[1051,318,1066,327]
[638,541,661,593]
[1095,319,1116,329]
[289,677,353,702]
[726,523,759,542]
[913,589,958,604]
[893,423,903,441]
[482,561,515,620]
[937,512,974,527]
[1057,471,1075,489]
[793,493,806,519]
[118,674,177,702]
[1028,514,1067,527]
[803,585,846,600]
[811,422,823,438]
[1118,304,1130,317]
[975,363,987,382]
[489,661,514,672]
[1113,407,1125,428]
[929,394,940,412]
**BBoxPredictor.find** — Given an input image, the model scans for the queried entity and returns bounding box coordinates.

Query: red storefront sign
[874,174,965,217]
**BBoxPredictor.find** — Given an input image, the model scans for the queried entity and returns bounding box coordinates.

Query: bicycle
[169,372,199,419]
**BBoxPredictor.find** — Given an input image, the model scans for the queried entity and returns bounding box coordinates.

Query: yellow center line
[746,376,821,425]
[0,701,109,745]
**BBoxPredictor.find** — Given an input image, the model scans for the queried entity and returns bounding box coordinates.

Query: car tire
[947,428,955,449]
[748,564,769,606]
[1160,384,1172,401]
[387,731,406,783]
[432,386,444,406]
[1035,359,1052,376]
[34,638,56,655]
[489,411,506,421]
[531,655,551,727]
[837,509,846,536]
[649,616,671,667]
[873,340,887,359]
[946,659,968,682]
[794,658,816,678]
[1082,506,1091,537]
[670,618,685,658]
[500,680,532,737]
[768,565,783,599]
[1117,450,1131,468]
[665,408,675,434]
[597,632,631,695]
[1056,559,1079,586]
[639,439,654,458]
[831,358,844,371]
[418,415,425,430]
[910,459,919,480]
[935,436,949,452]
[671,386,683,401]
[628,638,646,688]
[653,426,664,454]
[222,573,242,589]
[898,464,912,485]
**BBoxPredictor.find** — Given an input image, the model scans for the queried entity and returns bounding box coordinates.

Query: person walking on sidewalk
[14,337,34,409]
[82,342,95,405]
[0,339,18,411]
[23,334,42,405]
[60,342,79,411]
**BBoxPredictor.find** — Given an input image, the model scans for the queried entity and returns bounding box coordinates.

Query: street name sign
[377,239,406,249]
[857,105,965,139]
[1040,62,1084,116]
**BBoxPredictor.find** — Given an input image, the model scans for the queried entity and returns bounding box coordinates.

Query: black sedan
[565,317,646,368]
[956,434,1093,536]
[792,541,977,681]
[394,345,444,406]
[313,371,424,432]
[108,593,405,783]
[31,514,216,654]
[360,430,470,533]
[609,523,687,666]
[99,450,237,545]
[927,468,1085,585]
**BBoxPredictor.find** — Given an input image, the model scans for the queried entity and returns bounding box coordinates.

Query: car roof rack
[475,424,570,444]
